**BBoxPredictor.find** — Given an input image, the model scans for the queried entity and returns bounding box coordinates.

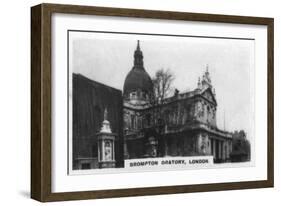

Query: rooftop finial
[201,64,212,88]
[133,40,144,68]
[137,40,140,50]
[197,77,201,87]
[104,107,108,121]
[100,107,112,133]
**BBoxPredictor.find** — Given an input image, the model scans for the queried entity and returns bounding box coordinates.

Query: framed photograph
[31,3,274,202]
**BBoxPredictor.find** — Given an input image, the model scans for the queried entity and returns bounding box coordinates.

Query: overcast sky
[70,32,254,142]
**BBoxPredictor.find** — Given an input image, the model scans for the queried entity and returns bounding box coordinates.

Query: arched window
[130,92,137,99]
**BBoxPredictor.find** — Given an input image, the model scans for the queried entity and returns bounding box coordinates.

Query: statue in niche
[104,140,112,161]
[196,101,204,118]
[200,135,208,154]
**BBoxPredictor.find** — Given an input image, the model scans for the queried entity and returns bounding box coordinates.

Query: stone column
[225,142,228,161]
[221,141,224,161]
[212,139,216,158]
[225,142,229,160]
[222,142,225,161]
[218,140,221,160]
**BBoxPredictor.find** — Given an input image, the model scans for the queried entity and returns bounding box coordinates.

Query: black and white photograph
[28,2,273,202]
[69,31,254,173]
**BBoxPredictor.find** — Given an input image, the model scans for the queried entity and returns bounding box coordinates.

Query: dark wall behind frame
[31,3,274,202]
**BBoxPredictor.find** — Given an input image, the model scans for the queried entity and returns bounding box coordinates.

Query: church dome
[123,67,153,95]
[123,41,153,96]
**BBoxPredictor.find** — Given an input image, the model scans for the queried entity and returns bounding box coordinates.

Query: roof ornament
[197,77,201,89]
[100,108,112,133]
[137,40,140,50]
[203,64,211,84]
[198,64,213,90]
[104,107,108,121]
[174,88,179,96]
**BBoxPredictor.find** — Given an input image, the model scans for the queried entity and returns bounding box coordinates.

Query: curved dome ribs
[123,40,153,99]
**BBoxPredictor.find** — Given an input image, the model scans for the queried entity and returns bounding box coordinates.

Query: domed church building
[123,41,156,159]
[123,41,233,162]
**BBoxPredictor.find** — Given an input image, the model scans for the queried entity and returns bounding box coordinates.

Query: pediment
[201,88,217,105]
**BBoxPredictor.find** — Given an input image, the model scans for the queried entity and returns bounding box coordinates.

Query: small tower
[201,64,212,89]
[96,108,116,168]
[134,40,144,67]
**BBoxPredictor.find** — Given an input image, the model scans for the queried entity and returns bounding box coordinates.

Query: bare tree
[147,68,175,157]
[150,68,175,125]
[152,68,175,105]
